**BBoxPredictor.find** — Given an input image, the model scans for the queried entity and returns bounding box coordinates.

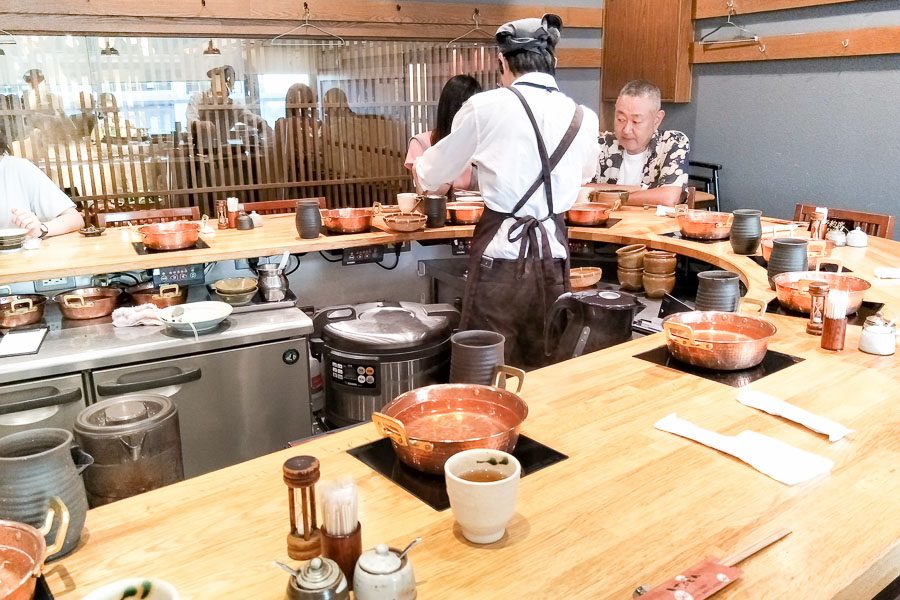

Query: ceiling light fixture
[100,39,119,56]
[203,40,221,55]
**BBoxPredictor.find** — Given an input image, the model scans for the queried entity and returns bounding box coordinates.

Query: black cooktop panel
[765,298,883,326]
[348,435,568,511]
[634,345,804,388]
[132,238,210,255]
[568,218,622,229]
[661,231,722,244]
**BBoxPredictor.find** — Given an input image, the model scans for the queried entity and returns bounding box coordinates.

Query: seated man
[594,79,689,207]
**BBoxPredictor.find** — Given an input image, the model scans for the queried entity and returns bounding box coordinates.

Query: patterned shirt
[593,130,690,188]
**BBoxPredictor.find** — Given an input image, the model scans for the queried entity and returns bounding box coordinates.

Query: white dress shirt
[415,73,600,259]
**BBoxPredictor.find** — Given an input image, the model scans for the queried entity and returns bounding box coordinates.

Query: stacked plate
[211,277,258,306]
[0,228,29,252]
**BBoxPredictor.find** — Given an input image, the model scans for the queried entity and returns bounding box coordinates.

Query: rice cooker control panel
[329,360,377,389]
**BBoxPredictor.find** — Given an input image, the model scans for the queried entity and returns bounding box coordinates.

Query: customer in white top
[0,132,83,238]
[415,14,599,369]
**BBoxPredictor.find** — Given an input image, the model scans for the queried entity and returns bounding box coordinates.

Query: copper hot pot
[53,287,122,320]
[772,259,870,316]
[0,496,68,600]
[321,208,374,234]
[130,283,189,309]
[0,294,46,328]
[137,221,200,250]
[445,201,484,225]
[371,366,528,474]
[566,204,613,226]
[676,209,733,240]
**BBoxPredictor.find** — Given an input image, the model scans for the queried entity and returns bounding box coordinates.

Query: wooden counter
[20,211,900,599]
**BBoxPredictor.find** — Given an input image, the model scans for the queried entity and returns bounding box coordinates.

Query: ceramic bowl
[570,267,602,290]
[643,272,676,299]
[82,578,179,600]
[212,277,258,295]
[616,244,646,269]
[213,289,257,306]
[617,267,644,292]
[159,301,233,334]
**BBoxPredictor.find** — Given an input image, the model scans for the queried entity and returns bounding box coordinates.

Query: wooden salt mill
[284,455,322,560]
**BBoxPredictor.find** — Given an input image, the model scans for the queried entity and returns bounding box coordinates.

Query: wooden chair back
[238,198,326,214]
[793,203,895,239]
[97,207,201,228]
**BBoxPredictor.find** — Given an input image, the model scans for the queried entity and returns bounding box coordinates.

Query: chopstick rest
[736,389,853,442]
[654,413,833,486]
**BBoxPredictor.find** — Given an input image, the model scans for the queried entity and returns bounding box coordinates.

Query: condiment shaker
[285,556,350,600]
[858,315,896,356]
[353,543,417,600]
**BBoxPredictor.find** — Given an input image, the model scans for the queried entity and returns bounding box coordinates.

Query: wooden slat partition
[695,0,862,20]
[0,1,603,31]
[692,25,900,63]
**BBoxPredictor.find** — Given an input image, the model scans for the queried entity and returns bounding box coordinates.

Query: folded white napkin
[112,304,165,327]
[874,267,900,279]
[654,413,833,486]
[737,389,853,442]
[655,205,677,217]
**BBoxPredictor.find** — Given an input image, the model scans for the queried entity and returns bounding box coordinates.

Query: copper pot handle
[663,321,713,351]
[62,295,93,308]
[738,298,767,315]
[38,496,70,559]
[815,256,843,273]
[156,283,180,298]
[491,365,525,393]
[371,412,434,452]
[11,298,34,313]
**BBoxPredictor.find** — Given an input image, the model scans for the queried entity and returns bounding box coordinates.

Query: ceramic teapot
[353,542,417,600]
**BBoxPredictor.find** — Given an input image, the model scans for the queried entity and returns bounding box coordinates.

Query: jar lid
[357,544,401,574]
[74,393,176,437]
[297,557,343,590]
[573,290,643,311]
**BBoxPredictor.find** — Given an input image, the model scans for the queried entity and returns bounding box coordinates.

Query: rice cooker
[311,301,458,426]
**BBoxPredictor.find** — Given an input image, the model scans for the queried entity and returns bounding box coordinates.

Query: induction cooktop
[661,231,721,244]
[348,435,568,511]
[634,345,804,388]
[765,298,883,327]
[568,218,622,229]
[132,238,210,255]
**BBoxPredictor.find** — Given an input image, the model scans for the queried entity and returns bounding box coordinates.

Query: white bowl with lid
[353,543,417,600]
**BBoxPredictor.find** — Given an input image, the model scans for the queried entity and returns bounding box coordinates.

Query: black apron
[459,86,585,367]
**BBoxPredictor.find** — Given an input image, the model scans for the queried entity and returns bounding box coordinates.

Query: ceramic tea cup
[396,193,419,214]
[444,449,521,544]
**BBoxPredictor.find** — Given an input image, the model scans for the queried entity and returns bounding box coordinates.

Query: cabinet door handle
[96,367,202,396]
[0,388,83,416]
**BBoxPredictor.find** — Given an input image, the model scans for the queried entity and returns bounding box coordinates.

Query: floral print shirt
[593,130,690,188]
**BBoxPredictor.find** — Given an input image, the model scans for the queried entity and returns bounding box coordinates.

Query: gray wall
[665,1,900,234]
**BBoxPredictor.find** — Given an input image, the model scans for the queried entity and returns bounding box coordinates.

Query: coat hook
[396,4,401,10]
[757,43,766,53]
[841,38,849,48]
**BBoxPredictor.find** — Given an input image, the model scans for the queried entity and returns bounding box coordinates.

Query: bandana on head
[495,14,562,56]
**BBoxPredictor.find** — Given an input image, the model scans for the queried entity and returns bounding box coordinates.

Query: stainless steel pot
[661,299,776,371]
[53,287,122,320]
[372,367,528,474]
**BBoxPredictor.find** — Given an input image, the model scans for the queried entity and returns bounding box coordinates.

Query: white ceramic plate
[159,301,233,334]
[0,228,28,238]
[81,578,179,600]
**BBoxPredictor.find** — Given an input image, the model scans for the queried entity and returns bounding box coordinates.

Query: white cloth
[736,389,854,442]
[617,149,650,186]
[874,267,900,279]
[415,73,600,260]
[112,304,165,327]
[654,413,834,486]
[0,156,75,229]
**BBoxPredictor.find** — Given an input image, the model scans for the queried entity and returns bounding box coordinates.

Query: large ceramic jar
[730,209,762,255]
[0,428,92,559]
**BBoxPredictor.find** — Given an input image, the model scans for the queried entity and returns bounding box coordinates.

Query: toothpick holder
[321,522,362,589]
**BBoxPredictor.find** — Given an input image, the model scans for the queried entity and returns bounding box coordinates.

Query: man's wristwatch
[38,224,49,239]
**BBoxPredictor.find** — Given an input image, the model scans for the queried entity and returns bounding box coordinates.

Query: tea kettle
[544,290,644,363]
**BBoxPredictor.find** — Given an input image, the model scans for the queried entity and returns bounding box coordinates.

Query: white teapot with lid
[845,226,869,248]
[353,540,419,600]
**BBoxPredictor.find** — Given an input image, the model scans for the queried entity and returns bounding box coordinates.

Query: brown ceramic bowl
[616,244,647,269]
[643,250,677,274]
[570,267,602,290]
[617,266,644,292]
[643,271,676,299]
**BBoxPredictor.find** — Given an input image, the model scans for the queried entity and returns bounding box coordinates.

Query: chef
[415,14,599,368]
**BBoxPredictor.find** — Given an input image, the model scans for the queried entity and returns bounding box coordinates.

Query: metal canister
[74,394,184,507]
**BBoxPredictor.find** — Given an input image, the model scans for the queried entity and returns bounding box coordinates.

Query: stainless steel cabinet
[0,373,88,437]
[90,338,311,478]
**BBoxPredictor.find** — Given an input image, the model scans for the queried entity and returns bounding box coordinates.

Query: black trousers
[463,257,566,370]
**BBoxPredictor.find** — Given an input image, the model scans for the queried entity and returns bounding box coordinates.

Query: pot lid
[75,393,176,437]
[358,544,401,574]
[321,301,456,351]
[573,290,643,310]
[297,557,343,590]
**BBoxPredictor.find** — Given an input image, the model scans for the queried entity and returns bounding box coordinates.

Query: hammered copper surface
[137,221,201,250]
[662,311,777,371]
[0,295,46,328]
[321,208,374,233]
[53,287,122,320]
[772,271,870,315]
[374,384,528,474]
[130,285,188,308]
[566,204,612,226]
[0,520,44,600]
[676,210,733,240]
[446,202,484,225]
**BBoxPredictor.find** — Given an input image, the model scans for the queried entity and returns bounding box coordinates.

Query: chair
[687,160,722,211]
[793,203,895,239]
[97,207,201,228]
[238,198,326,214]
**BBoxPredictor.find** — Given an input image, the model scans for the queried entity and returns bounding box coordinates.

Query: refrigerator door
[0,373,88,437]
[90,338,311,478]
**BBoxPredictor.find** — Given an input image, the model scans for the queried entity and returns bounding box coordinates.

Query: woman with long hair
[405,75,482,190]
